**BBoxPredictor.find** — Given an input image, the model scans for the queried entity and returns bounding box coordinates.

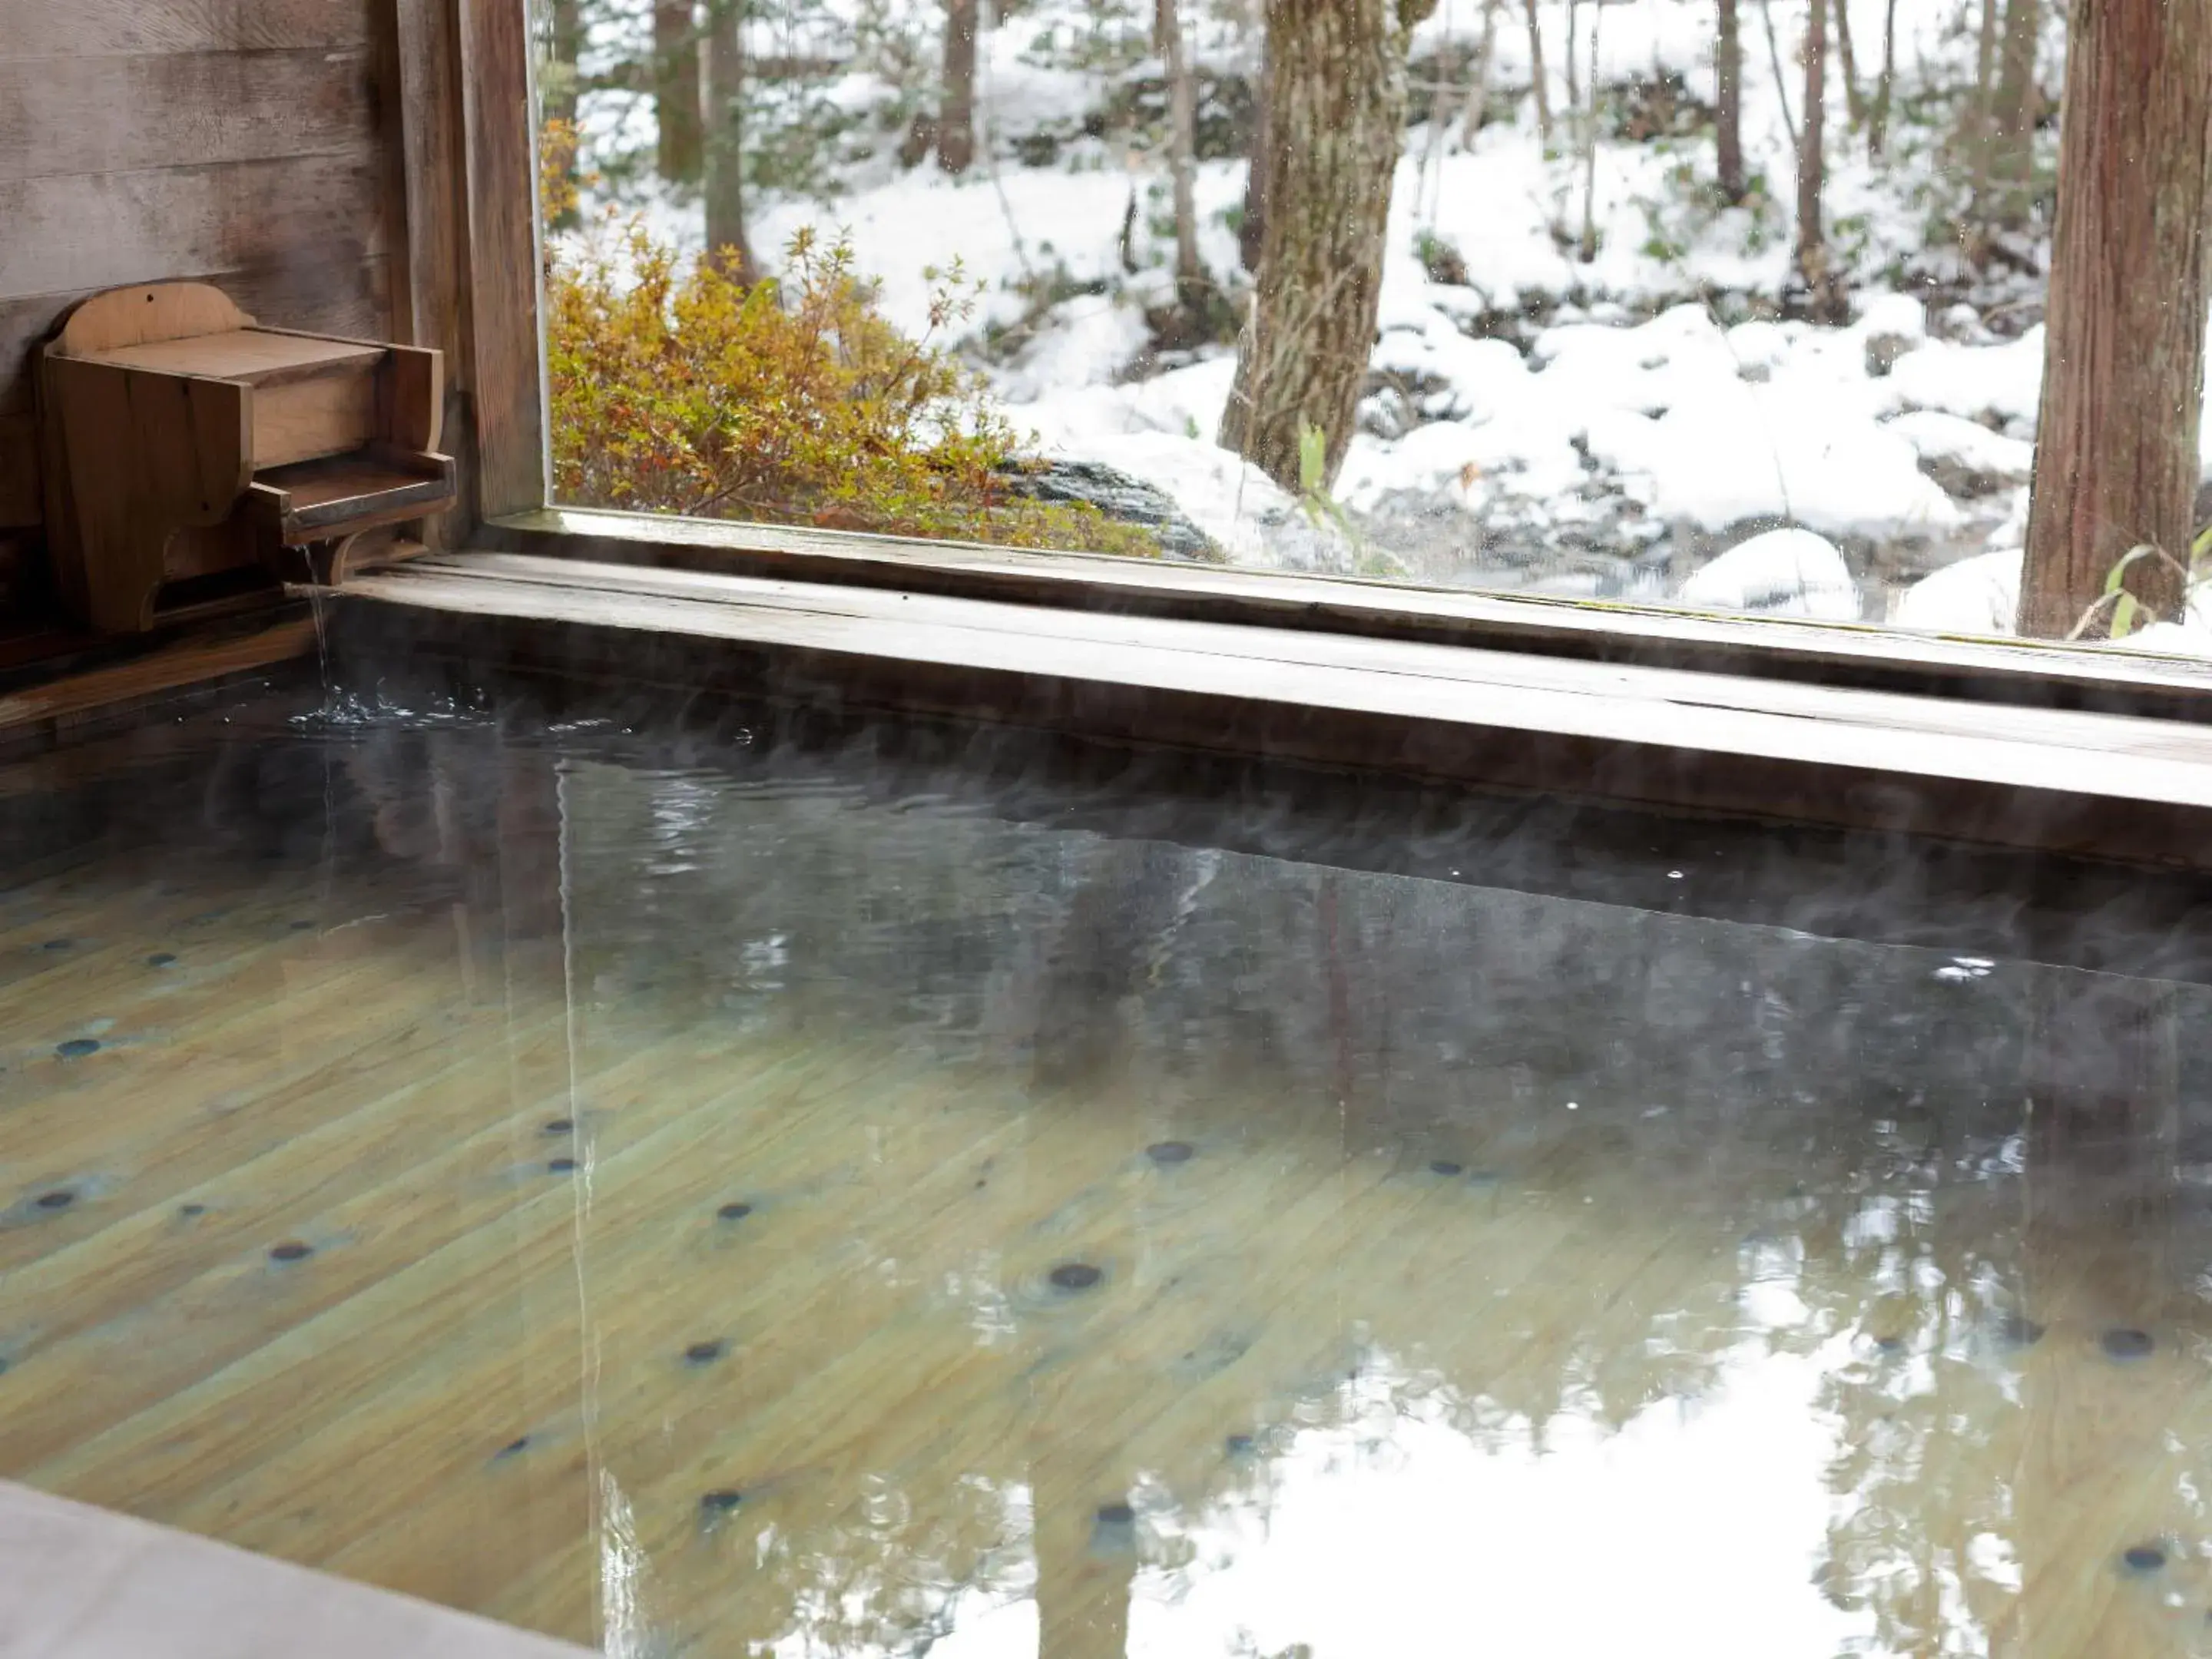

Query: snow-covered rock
[1064,429,1357,573]
[1892,549,2021,636]
[1886,328,2047,430]
[1853,292,1928,377]
[1678,528,1862,621]
[995,298,1150,403]
[1885,410,2035,496]
[1589,378,1961,540]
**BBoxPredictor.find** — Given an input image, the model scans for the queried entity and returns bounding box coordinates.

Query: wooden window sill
[339,545,2212,872]
[484,507,2212,718]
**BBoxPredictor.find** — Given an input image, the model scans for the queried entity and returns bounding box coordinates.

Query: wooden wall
[0,0,415,619]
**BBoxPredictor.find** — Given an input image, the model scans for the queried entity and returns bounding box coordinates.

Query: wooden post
[396,0,476,545]
[459,0,551,522]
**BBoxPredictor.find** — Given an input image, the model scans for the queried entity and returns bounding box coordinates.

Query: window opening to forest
[533,0,2212,656]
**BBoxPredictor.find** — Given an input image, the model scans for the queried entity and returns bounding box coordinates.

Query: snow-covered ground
[564,0,2212,653]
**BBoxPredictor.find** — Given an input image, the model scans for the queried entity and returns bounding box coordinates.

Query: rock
[1679,528,1863,621]
[994,459,1224,561]
[1856,293,1926,378]
[1886,410,2035,498]
[1894,548,2020,636]
[1865,332,1917,378]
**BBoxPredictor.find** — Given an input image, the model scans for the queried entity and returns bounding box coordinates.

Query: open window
[510,0,2212,658]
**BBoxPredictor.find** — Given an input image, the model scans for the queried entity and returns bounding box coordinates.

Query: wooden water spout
[35,281,455,632]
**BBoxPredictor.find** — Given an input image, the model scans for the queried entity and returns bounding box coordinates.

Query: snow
[1067,429,1356,572]
[1892,550,2022,637]
[1885,412,2036,487]
[1677,528,1863,621]
[1886,329,2048,433]
[995,296,1151,405]
[564,0,2212,654]
[1636,390,1956,538]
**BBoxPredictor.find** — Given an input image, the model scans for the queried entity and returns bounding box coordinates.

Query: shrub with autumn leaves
[541,124,1157,556]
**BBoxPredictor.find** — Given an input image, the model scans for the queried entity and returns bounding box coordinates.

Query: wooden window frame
[419,0,2212,873]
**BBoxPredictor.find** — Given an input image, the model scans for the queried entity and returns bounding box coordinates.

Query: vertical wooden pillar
[396,0,479,545]
[459,0,551,522]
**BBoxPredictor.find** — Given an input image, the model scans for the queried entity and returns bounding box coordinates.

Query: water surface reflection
[5,691,2212,1657]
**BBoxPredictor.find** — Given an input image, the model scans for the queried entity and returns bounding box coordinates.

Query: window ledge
[341,548,2212,871]
[483,506,2212,719]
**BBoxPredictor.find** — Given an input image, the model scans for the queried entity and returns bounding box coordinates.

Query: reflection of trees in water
[306,734,2212,1653]
[1803,1190,2024,1653]
[753,1473,1037,1659]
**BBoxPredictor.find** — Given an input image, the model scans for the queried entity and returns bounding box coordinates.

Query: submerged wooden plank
[0,619,314,733]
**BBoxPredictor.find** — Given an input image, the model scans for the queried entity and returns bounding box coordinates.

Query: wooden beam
[337,552,2212,869]
[484,508,2212,718]
[394,0,475,545]
[458,0,547,521]
[0,617,314,733]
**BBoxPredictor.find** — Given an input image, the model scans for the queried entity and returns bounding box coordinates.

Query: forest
[536,0,2212,648]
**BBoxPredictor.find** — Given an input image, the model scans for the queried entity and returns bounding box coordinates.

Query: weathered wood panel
[0,413,39,526]
[0,51,379,184]
[0,154,388,302]
[0,0,376,58]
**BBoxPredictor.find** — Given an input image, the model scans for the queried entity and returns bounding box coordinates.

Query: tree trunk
[1240,22,1270,270]
[1759,0,1800,155]
[1459,0,1500,144]
[1833,0,1866,131]
[1522,0,1552,147]
[539,0,584,226]
[1564,0,1581,116]
[1577,0,1602,261]
[1796,0,1843,319]
[703,0,757,280]
[1158,0,1205,308]
[653,2,704,184]
[1220,0,1430,492]
[1716,0,1745,201]
[1985,0,2041,228]
[2015,0,2212,639]
[938,0,979,174]
[1962,0,2002,243]
[1868,0,1896,157]
[544,0,583,127]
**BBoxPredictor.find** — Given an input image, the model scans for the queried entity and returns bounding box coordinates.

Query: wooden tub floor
[6,719,2212,1658]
